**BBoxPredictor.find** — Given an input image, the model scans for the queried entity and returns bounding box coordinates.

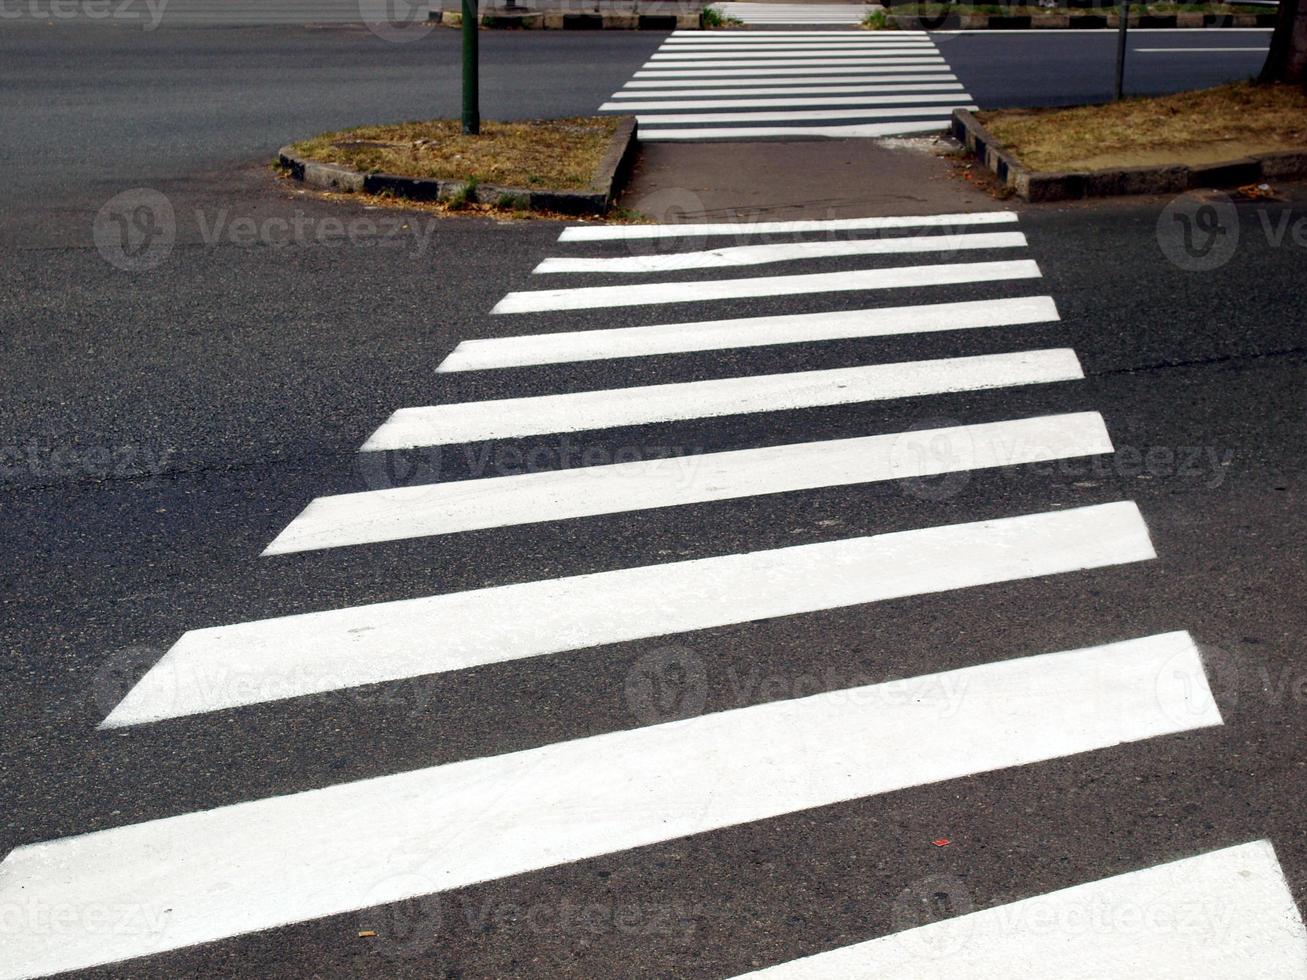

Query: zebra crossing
[3,211,1306,977]
[600,29,976,140]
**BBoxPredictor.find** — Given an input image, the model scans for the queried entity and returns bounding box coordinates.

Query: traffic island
[952,83,1307,202]
[278,116,638,217]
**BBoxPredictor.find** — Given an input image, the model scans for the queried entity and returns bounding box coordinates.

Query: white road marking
[931,26,1269,33]
[557,210,1016,242]
[1135,46,1269,52]
[640,120,956,140]
[654,42,938,51]
[731,841,1307,979]
[491,258,1038,314]
[437,295,1059,371]
[616,79,963,94]
[636,57,947,69]
[13,631,1208,979]
[364,348,1079,448]
[601,92,970,111]
[651,53,942,66]
[628,105,971,125]
[634,65,948,77]
[652,46,938,55]
[264,414,1113,554]
[106,502,1155,725]
[664,35,930,43]
[671,29,930,36]
[534,231,1025,274]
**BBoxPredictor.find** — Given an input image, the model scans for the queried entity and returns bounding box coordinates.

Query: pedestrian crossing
[601,28,975,141]
[733,841,1307,978]
[5,634,1231,980]
[3,211,1305,978]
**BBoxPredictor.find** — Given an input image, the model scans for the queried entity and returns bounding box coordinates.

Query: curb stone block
[277,116,638,217]
[1258,150,1307,180]
[1187,158,1262,188]
[954,108,1307,202]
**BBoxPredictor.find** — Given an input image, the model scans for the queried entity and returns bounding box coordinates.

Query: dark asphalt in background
[0,23,1270,217]
[940,28,1272,107]
[2,19,1304,979]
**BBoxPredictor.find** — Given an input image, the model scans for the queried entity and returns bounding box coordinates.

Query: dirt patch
[287,117,621,190]
[978,83,1307,173]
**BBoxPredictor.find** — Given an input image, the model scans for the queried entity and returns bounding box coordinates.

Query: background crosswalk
[600,29,976,141]
[3,211,1305,977]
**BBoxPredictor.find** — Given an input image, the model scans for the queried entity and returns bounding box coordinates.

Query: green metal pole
[462,0,480,135]
[1114,0,1129,100]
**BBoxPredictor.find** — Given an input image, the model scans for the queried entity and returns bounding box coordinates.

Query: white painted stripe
[601,92,970,111]
[662,38,935,46]
[651,43,937,52]
[636,58,948,68]
[660,37,937,44]
[665,33,929,40]
[1136,46,1269,52]
[557,210,1017,242]
[265,414,1113,554]
[634,64,948,77]
[671,30,929,35]
[109,502,1154,724]
[629,105,971,125]
[534,231,1026,274]
[732,841,1307,979]
[619,72,951,87]
[438,295,1059,371]
[931,26,1270,33]
[641,120,952,140]
[492,258,1038,314]
[13,630,1207,979]
[365,348,1079,449]
[650,52,939,62]
[611,81,961,96]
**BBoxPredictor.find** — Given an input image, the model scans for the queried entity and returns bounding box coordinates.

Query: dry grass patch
[288,117,621,190]
[978,83,1307,172]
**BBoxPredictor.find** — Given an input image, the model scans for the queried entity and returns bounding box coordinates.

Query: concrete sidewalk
[621,135,1007,220]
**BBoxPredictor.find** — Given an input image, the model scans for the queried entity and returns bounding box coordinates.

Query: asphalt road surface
[2,16,1304,980]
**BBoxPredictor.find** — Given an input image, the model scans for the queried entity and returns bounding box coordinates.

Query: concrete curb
[278,117,639,216]
[434,9,701,28]
[882,10,1277,29]
[951,108,1307,202]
